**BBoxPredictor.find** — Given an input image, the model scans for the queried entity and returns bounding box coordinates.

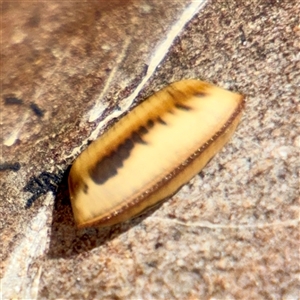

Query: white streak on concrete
[3,112,29,147]
[1,202,51,299]
[66,0,207,159]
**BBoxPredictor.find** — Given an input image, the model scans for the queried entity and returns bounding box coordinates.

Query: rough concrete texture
[1,0,299,299]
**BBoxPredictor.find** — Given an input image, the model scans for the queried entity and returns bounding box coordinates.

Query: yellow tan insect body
[68,80,245,228]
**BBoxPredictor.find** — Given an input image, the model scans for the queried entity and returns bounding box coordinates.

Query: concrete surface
[1,0,299,299]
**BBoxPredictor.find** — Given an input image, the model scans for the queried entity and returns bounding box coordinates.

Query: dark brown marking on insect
[137,126,148,136]
[174,103,192,111]
[117,139,134,160]
[194,91,208,98]
[157,117,167,125]
[83,183,89,194]
[147,119,154,128]
[90,139,135,185]
[168,85,189,103]
[90,156,118,184]
[166,89,179,102]
[132,132,147,144]
[110,151,123,169]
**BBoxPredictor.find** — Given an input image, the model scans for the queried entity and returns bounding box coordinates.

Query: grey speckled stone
[1,0,299,299]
